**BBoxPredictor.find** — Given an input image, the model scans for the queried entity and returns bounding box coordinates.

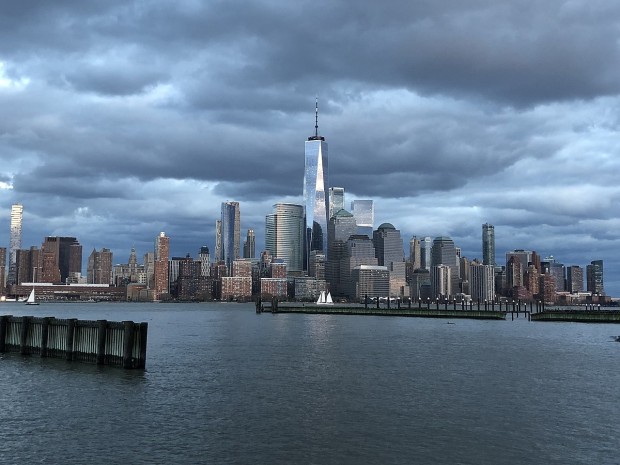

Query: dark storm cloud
[0,0,619,294]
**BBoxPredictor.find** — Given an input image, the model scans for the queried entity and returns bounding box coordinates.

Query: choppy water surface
[1,302,619,464]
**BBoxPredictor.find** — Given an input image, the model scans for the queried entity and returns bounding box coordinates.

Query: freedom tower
[303,100,329,271]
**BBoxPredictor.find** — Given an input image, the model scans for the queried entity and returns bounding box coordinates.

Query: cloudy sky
[0,0,618,296]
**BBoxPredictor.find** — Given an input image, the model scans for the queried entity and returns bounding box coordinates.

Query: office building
[409,268,431,301]
[482,223,495,266]
[40,237,82,284]
[586,260,604,295]
[198,246,210,277]
[326,209,357,296]
[566,265,584,294]
[430,264,451,299]
[214,220,222,263]
[506,250,533,284]
[329,187,345,219]
[220,201,241,272]
[352,265,389,301]
[0,247,5,291]
[87,248,113,284]
[8,204,23,285]
[243,229,255,259]
[470,263,495,302]
[431,236,459,297]
[420,236,432,270]
[350,200,374,238]
[373,223,407,297]
[304,100,329,268]
[265,203,305,274]
[409,236,421,270]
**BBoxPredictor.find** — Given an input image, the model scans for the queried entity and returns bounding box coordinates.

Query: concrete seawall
[531,310,620,323]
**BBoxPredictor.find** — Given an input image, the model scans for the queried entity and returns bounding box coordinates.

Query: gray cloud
[0,0,618,295]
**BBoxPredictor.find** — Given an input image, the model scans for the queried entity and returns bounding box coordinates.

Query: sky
[0,1,618,296]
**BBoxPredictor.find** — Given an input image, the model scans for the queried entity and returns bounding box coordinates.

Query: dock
[258,300,506,320]
[531,310,620,323]
[0,315,148,369]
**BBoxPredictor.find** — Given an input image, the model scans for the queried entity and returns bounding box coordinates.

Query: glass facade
[304,136,329,268]
[329,187,345,219]
[351,200,374,238]
[221,202,240,272]
[265,203,304,273]
[482,223,495,266]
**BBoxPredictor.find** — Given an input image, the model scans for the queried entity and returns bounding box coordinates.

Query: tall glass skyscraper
[304,101,329,270]
[8,203,23,285]
[328,187,345,219]
[265,203,304,273]
[482,223,495,266]
[220,201,240,272]
[351,200,374,238]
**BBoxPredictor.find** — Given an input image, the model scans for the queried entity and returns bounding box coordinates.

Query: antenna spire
[315,97,319,138]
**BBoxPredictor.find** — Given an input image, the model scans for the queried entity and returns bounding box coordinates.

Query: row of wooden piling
[0,315,147,369]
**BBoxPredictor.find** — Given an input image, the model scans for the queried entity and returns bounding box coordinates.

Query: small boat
[25,288,39,306]
[316,291,334,305]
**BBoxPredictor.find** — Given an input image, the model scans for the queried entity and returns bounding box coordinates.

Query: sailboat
[25,288,39,305]
[316,291,334,305]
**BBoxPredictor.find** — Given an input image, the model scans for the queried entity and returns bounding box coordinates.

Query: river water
[1,302,619,464]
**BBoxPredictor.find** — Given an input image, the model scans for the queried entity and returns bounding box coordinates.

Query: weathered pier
[258,299,506,320]
[0,315,148,369]
[531,310,620,323]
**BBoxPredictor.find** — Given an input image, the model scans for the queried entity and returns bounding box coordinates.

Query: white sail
[316,291,326,304]
[25,288,39,305]
[325,292,333,304]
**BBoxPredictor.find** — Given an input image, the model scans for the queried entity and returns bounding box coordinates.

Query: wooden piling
[122,321,135,369]
[96,320,107,365]
[40,317,51,358]
[0,315,8,353]
[20,316,30,355]
[66,318,76,361]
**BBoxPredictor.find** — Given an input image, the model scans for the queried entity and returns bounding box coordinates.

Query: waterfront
[1,302,619,464]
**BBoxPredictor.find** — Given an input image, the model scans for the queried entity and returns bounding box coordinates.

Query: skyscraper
[87,248,113,284]
[304,100,329,269]
[220,201,241,271]
[243,229,255,259]
[328,187,345,219]
[431,236,459,297]
[8,203,23,285]
[409,236,421,270]
[373,223,407,297]
[265,203,305,274]
[326,209,357,296]
[566,265,584,293]
[154,232,170,299]
[482,223,495,266]
[420,237,432,270]
[470,263,495,302]
[586,260,604,295]
[40,236,82,283]
[351,200,374,238]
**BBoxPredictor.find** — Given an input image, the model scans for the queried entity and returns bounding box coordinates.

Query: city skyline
[0,1,618,296]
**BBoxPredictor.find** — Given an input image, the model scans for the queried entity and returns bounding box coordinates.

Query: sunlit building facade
[8,203,23,285]
[265,203,305,274]
[304,103,329,269]
[351,200,373,238]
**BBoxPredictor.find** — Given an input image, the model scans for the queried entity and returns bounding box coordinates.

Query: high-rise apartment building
[243,229,255,259]
[431,264,452,299]
[328,187,345,219]
[214,220,222,263]
[350,200,374,238]
[265,203,305,274]
[505,250,533,285]
[8,203,23,285]
[87,248,113,284]
[586,260,604,295]
[198,246,210,277]
[304,101,329,268]
[482,223,495,266]
[154,232,170,299]
[220,201,241,271]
